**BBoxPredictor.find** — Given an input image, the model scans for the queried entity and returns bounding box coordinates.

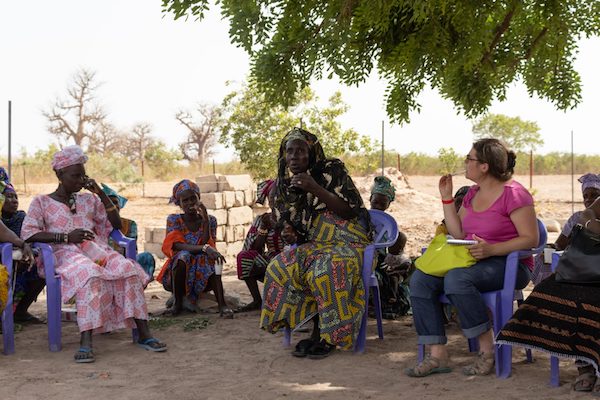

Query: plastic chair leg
[468,338,479,353]
[47,277,62,352]
[1,306,15,355]
[282,327,291,348]
[549,356,560,387]
[525,348,533,363]
[417,344,425,362]
[371,285,384,340]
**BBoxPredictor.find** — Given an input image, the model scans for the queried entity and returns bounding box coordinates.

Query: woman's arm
[0,221,26,248]
[291,172,354,219]
[439,175,465,238]
[579,197,600,234]
[85,177,122,230]
[468,205,539,259]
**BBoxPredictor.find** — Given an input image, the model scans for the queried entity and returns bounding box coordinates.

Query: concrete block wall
[143,174,269,261]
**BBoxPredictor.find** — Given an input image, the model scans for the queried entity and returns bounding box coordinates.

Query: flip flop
[74,346,95,363]
[291,339,314,358]
[14,313,46,324]
[137,338,167,352]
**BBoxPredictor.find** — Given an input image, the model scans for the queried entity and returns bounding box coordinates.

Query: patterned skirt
[260,212,370,350]
[237,250,270,281]
[161,251,214,304]
[496,274,600,374]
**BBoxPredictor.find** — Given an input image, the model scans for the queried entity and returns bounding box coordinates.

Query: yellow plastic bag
[415,234,476,277]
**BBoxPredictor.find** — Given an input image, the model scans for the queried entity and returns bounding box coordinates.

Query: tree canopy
[218,83,372,179]
[161,0,599,124]
[472,113,543,152]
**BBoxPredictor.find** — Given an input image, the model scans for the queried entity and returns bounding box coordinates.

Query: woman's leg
[405,270,451,376]
[14,278,46,322]
[237,279,262,312]
[133,319,167,350]
[208,273,233,317]
[444,257,530,375]
[74,330,95,362]
[171,260,186,315]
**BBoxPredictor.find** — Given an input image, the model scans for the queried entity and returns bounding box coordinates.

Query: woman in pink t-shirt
[406,138,538,378]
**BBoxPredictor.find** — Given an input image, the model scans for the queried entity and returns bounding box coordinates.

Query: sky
[1,1,599,164]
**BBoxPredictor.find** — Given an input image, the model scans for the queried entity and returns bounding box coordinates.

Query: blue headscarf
[101,183,128,209]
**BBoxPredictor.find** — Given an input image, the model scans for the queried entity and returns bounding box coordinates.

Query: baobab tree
[43,68,107,148]
[176,104,221,171]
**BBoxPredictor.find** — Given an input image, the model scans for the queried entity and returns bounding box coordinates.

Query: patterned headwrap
[51,145,88,171]
[0,167,15,194]
[101,183,128,209]
[578,173,600,192]
[169,179,200,206]
[273,127,368,241]
[370,176,396,202]
[256,179,275,205]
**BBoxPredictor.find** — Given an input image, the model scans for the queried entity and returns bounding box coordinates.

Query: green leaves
[472,113,543,152]
[161,0,597,123]
[218,82,370,179]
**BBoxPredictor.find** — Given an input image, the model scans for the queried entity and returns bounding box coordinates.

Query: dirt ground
[1,174,590,400]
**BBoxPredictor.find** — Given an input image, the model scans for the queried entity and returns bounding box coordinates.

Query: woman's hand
[260,213,273,231]
[467,235,494,260]
[83,176,103,196]
[282,222,298,245]
[290,173,320,194]
[205,246,226,264]
[68,228,96,244]
[21,243,35,268]
[438,174,454,200]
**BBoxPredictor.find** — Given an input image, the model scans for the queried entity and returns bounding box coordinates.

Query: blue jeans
[409,256,531,345]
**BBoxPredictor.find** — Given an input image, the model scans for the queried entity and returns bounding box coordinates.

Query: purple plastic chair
[34,230,138,352]
[282,209,399,353]
[417,219,547,378]
[1,243,15,355]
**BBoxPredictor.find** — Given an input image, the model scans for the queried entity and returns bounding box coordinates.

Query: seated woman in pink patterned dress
[21,146,167,363]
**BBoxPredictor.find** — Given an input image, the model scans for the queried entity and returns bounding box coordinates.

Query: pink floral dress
[21,193,149,333]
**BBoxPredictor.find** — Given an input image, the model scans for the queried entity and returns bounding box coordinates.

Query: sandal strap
[412,355,446,375]
[463,352,495,376]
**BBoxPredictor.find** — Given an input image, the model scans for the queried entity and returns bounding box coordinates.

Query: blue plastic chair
[1,242,15,355]
[417,219,547,378]
[34,230,138,352]
[282,209,399,353]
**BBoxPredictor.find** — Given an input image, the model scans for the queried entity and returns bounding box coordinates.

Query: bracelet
[202,244,210,252]
[257,228,269,235]
[584,219,600,230]
[105,204,117,212]
[63,233,69,243]
[441,198,454,205]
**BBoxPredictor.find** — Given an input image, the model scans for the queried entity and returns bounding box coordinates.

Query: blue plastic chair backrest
[368,209,399,248]
[536,218,548,250]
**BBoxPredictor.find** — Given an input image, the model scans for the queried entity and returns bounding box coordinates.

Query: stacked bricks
[143,174,270,261]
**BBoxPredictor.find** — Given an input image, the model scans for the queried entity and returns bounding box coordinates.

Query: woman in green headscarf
[369,176,412,319]
[101,184,155,280]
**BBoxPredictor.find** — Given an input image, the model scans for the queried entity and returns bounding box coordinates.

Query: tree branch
[481,3,518,66]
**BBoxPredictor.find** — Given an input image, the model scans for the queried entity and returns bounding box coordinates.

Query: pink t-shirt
[461,181,535,268]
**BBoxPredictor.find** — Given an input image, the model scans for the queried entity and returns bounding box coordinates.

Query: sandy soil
[1,174,589,399]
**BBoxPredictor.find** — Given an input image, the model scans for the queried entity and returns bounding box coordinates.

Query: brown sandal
[575,365,598,392]
[463,352,495,376]
[405,355,452,377]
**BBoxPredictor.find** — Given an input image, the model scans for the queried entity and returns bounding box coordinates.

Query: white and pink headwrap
[51,145,88,171]
[578,173,600,192]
